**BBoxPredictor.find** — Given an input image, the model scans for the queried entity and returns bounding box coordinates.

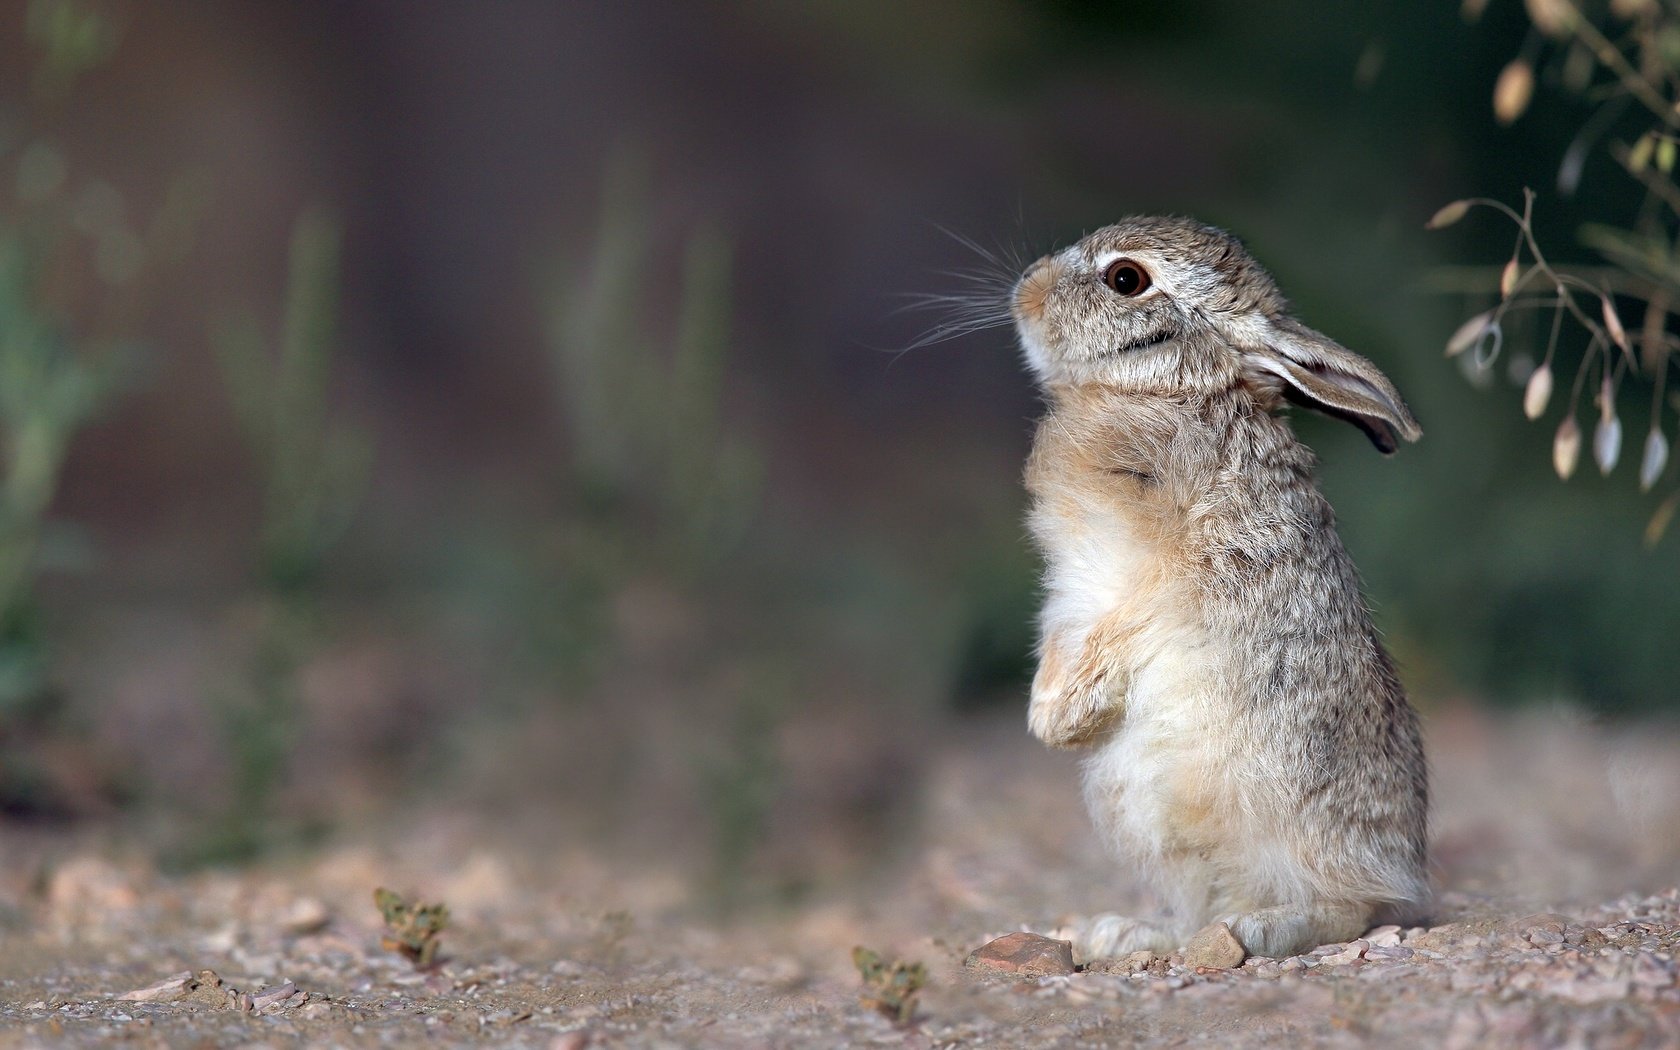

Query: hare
[1012,216,1428,964]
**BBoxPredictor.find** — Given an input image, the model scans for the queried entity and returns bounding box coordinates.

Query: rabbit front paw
[1028,642,1119,749]
[1027,684,1110,748]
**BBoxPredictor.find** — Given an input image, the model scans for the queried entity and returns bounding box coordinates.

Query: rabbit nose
[1015,256,1058,322]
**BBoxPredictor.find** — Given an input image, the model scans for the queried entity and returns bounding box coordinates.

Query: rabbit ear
[1241,318,1422,454]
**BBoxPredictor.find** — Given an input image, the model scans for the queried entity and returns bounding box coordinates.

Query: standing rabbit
[1013,216,1428,963]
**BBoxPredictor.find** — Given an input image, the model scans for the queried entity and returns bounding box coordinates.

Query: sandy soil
[2,704,1678,1048]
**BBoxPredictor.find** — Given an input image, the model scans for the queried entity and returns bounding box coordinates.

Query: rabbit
[1011,216,1429,964]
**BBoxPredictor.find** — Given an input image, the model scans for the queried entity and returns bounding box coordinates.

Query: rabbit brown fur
[1013,216,1428,963]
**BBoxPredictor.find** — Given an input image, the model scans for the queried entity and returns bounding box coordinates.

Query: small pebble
[1182,922,1246,970]
[965,932,1076,977]
[114,972,195,1004]
[1320,940,1369,966]
[279,898,331,936]
[251,982,298,1014]
[1365,925,1403,948]
[1511,913,1573,937]
[1364,946,1414,962]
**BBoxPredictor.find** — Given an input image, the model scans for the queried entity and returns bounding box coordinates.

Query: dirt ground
[2,704,1679,1048]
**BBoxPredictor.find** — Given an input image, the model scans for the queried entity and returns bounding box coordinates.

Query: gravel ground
[2,704,1678,1048]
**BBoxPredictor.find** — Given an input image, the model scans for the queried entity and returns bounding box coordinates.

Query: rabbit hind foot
[1073,913,1181,965]
[1221,901,1376,960]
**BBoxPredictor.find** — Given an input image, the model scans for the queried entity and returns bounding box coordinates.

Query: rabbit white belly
[1034,497,1232,861]
[1078,652,1247,930]
[1078,634,1217,847]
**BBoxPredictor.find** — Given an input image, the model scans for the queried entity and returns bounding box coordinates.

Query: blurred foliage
[25,0,120,100]
[190,210,367,864]
[0,233,125,708]
[539,156,794,905]
[948,538,1039,711]
[543,149,759,570]
[1432,0,1680,541]
[697,668,784,911]
[219,212,370,595]
[0,0,189,815]
[1382,0,1680,712]
[0,220,128,814]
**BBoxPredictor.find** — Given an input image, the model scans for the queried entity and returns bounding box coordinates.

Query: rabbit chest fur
[1009,216,1428,961]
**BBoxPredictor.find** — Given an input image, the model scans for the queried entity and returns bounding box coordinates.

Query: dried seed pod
[1500,258,1520,299]
[1472,319,1504,367]
[1523,362,1553,420]
[1426,200,1472,230]
[1446,310,1494,356]
[1660,138,1677,174]
[1524,0,1574,36]
[1641,428,1669,491]
[1629,133,1656,173]
[1554,416,1581,480]
[1494,60,1535,125]
[1559,139,1589,195]
[1595,412,1623,474]
[1602,297,1630,353]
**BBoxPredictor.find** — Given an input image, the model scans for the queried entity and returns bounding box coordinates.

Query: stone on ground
[1183,922,1247,969]
[965,932,1076,977]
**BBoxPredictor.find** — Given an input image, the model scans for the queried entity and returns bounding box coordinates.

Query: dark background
[1,0,1673,890]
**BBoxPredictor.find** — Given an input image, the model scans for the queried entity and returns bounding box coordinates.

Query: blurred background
[0,0,1675,904]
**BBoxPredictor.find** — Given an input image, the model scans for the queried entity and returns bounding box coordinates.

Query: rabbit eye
[1103,259,1151,296]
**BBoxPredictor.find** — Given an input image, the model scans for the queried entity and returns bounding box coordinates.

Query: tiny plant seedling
[851,946,926,1026]
[374,887,450,968]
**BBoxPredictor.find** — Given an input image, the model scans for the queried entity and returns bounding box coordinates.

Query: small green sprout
[374,887,449,968]
[851,946,926,1026]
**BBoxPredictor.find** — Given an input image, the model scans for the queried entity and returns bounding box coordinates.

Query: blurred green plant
[542,151,759,568]
[1438,0,1680,542]
[193,210,368,862]
[537,154,800,904]
[948,537,1039,711]
[0,0,194,815]
[697,668,787,912]
[219,212,370,594]
[0,222,129,812]
[25,0,121,100]
[852,946,927,1026]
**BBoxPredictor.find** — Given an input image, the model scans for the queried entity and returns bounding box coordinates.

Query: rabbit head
[1012,216,1421,453]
